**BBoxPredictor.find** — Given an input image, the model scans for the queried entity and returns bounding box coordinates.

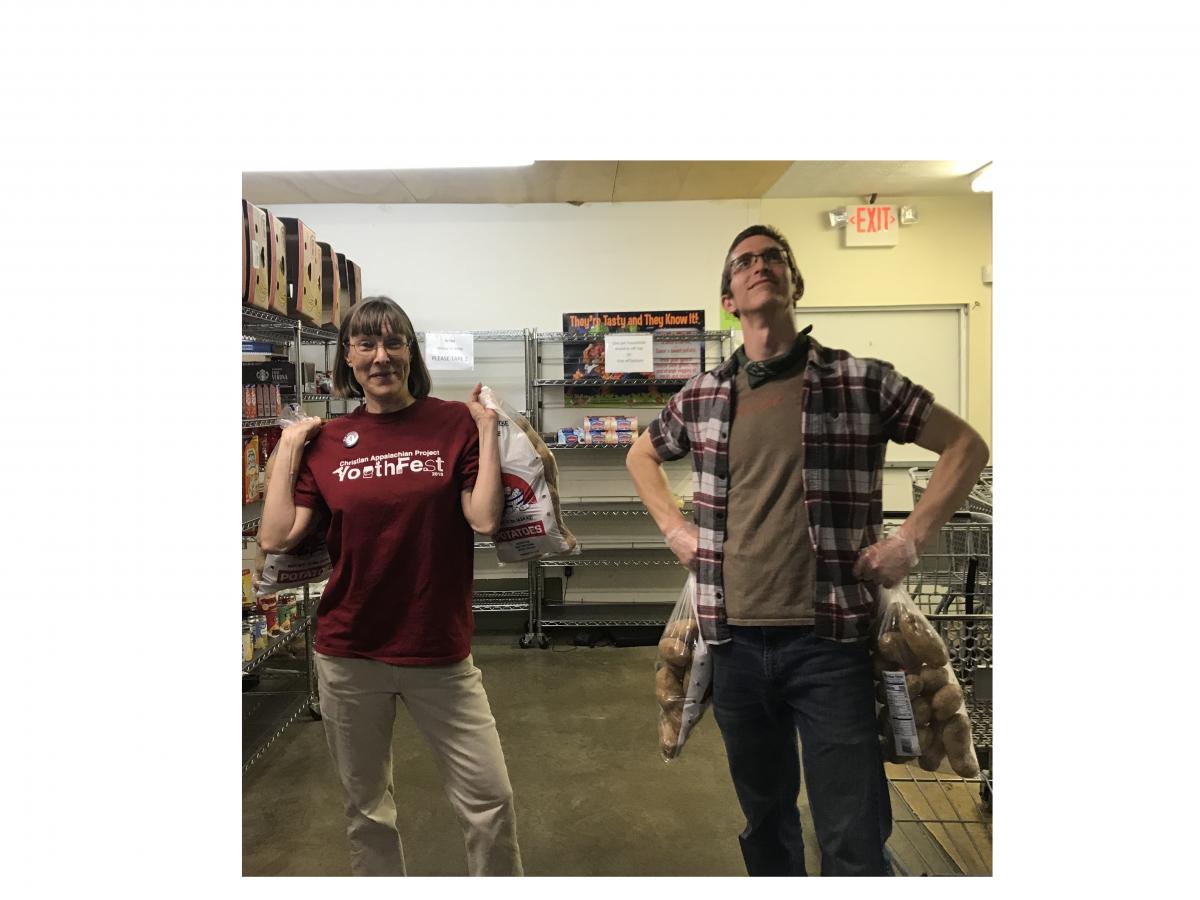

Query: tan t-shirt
[722,361,817,625]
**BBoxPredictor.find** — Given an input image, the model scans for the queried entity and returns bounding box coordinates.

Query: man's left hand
[852,531,919,588]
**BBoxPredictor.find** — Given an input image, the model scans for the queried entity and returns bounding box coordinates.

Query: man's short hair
[719,224,805,317]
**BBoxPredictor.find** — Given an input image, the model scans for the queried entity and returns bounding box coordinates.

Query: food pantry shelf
[559,498,692,516]
[243,620,311,675]
[241,307,339,344]
[414,329,527,342]
[538,558,679,568]
[473,590,532,613]
[538,601,674,629]
[534,378,686,387]
[242,679,314,773]
[546,441,635,450]
[536,330,730,344]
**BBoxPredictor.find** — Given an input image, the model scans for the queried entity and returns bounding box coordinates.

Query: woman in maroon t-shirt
[260,297,523,876]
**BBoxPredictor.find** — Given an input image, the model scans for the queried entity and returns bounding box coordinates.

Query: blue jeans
[710,626,891,876]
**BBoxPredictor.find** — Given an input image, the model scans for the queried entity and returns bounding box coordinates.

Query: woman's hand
[284,415,325,445]
[467,383,498,427]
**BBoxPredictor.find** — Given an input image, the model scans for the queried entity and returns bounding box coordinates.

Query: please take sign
[844,204,898,247]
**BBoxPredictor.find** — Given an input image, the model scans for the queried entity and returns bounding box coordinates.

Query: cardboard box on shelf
[279,217,322,326]
[318,241,341,331]
[345,258,362,306]
[336,252,354,317]
[241,200,269,310]
[242,360,297,388]
[264,210,290,316]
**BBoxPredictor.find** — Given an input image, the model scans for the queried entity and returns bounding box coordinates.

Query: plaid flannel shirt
[647,336,934,644]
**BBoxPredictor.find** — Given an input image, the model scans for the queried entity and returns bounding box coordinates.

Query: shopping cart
[884,480,994,875]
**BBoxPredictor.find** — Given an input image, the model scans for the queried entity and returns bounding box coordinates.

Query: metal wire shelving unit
[521,326,731,646]
[242,308,333,774]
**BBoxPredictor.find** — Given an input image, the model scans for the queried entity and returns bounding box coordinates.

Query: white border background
[3,0,1195,893]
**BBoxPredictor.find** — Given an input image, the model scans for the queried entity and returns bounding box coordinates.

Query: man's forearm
[626,435,688,536]
[901,431,990,552]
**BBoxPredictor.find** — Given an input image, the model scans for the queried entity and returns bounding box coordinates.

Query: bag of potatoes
[253,420,332,599]
[873,584,981,778]
[655,574,712,762]
[480,385,579,562]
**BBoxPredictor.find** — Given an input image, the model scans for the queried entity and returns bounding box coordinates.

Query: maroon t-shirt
[293,397,480,665]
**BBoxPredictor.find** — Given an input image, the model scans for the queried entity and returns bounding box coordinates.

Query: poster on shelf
[561,310,705,407]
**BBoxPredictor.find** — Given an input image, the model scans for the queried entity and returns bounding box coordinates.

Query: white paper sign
[425,332,475,370]
[604,333,655,374]
[844,204,899,247]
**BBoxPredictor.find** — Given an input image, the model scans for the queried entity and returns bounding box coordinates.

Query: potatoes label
[882,670,921,757]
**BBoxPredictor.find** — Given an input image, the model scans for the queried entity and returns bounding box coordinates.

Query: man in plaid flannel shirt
[627,225,989,876]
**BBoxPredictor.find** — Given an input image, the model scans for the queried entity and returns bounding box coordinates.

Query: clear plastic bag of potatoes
[872,584,980,777]
[480,385,579,562]
[655,574,712,762]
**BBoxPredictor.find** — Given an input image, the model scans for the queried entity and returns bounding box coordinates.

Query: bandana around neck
[737,325,813,389]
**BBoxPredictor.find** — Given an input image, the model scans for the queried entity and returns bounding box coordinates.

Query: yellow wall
[760,195,993,455]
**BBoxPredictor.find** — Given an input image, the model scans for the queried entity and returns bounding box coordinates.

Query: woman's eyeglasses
[345,336,410,356]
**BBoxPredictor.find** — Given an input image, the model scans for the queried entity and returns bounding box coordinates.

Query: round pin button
[343,431,359,448]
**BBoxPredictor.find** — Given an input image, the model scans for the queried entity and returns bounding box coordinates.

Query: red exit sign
[845,205,898,246]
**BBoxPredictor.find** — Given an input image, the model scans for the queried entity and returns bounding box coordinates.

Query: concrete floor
[243,632,989,876]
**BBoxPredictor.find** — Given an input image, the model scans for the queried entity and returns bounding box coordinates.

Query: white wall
[263,200,758,332]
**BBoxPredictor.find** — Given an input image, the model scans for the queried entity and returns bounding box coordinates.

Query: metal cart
[884,472,993,875]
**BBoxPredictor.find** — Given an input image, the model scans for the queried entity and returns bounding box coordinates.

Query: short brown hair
[719,224,805,318]
[332,296,431,400]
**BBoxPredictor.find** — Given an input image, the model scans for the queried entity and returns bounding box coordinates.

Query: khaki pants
[314,652,523,876]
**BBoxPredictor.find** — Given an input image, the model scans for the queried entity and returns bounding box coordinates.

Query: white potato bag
[480,386,578,562]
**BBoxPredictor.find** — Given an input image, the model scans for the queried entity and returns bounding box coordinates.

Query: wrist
[893,523,924,558]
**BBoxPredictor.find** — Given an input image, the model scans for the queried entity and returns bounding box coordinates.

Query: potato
[659,717,680,759]
[906,674,923,698]
[918,744,946,772]
[663,704,683,730]
[655,665,684,709]
[657,637,691,667]
[910,696,933,727]
[919,664,951,696]
[916,725,934,752]
[948,747,980,778]
[899,609,949,669]
[664,617,698,644]
[931,683,964,721]
[876,631,906,664]
[875,681,888,704]
[941,713,973,754]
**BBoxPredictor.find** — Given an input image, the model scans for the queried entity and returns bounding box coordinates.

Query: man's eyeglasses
[346,336,410,356]
[729,247,788,274]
